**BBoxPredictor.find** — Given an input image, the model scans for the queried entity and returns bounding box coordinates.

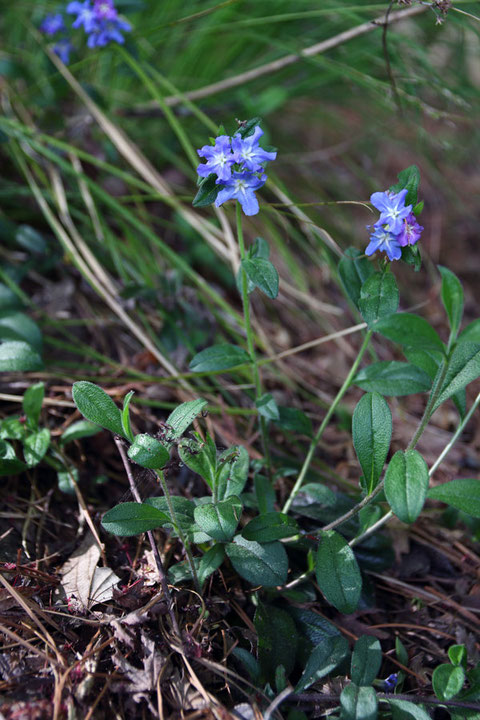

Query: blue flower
[86,17,131,47]
[231,125,277,173]
[93,0,118,20]
[215,172,267,216]
[67,1,97,32]
[40,14,66,36]
[370,189,412,235]
[397,212,423,247]
[67,0,131,46]
[366,224,402,261]
[54,38,74,64]
[197,135,237,183]
[383,673,398,693]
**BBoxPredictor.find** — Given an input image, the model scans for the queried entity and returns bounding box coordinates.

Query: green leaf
[295,635,349,692]
[0,441,27,477]
[384,450,429,524]
[256,393,279,421]
[388,699,432,720]
[439,266,463,340]
[354,362,432,396]
[404,348,442,380]
[338,248,375,308]
[432,343,480,412]
[459,318,480,345]
[340,683,377,720]
[358,272,399,327]
[15,225,47,254]
[248,237,270,259]
[0,341,43,372]
[448,644,467,669]
[128,434,170,469]
[236,117,263,138]
[22,382,44,430]
[121,390,135,443]
[0,311,42,351]
[189,344,251,373]
[57,467,77,495]
[374,313,444,353]
[178,432,217,488]
[165,398,208,441]
[241,257,279,299]
[432,664,465,701]
[192,173,221,208]
[144,496,195,535]
[197,544,225,585]
[0,417,25,440]
[287,607,341,644]
[216,445,249,500]
[60,420,102,445]
[232,648,260,683]
[72,381,126,438]
[242,512,298,542]
[401,243,422,272]
[275,406,313,435]
[428,478,480,517]
[396,636,409,666]
[391,165,420,206]
[352,392,392,495]
[23,428,50,467]
[254,603,298,685]
[225,536,288,586]
[351,635,382,686]
[316,530,362,614]
[193,496,242,542]
[101,502,170,536]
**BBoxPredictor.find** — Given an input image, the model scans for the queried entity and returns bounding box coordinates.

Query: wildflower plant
[39,0,131,62]
[66,142,480,716]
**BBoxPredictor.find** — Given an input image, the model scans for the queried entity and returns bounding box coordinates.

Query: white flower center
[234,180,247,193]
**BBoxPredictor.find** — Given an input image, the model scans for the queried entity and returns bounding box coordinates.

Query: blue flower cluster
[366,188,423,262]
[39,0,131,62]
[67,0,131,48]
[197,126,277,216]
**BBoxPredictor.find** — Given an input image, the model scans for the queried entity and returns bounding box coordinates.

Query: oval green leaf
[102,502,170,536]
[296,635,349,692]
[72,381,125,438]
[432,663,465,701]
[384,450,429,524]
[166,398,208,441]
[24,428,50,468]
[374,313,444,353]
[193,496,242,542]
[358,271,399,327]
[352,392,392,494]
[433,342,480,412]
[225,536,288,587]
[316,530,362,614]
[439,266,463,340]
[351,635,382,686]
[338,247,375,308]
[427,478,480,518]
[0,341,43,372]
[189,344,251,373]
[128,434,170,469]
[241,257,279,299]
[241,512,298,542]
[354,361,432,396]
[340,683,377,720]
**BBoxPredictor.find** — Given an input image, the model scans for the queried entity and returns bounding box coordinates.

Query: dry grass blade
[152,5,429,107]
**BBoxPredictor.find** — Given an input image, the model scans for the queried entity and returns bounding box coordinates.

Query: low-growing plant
[67,141,480,718]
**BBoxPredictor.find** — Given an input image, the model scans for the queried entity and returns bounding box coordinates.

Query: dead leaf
[60,535,119,610]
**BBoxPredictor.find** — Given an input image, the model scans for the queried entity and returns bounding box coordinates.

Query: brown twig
[114,436,180,639]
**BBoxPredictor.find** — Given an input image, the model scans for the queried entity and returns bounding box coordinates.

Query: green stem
[282,328,373,514]
[407,356,449,451]
[156,469,201,594]
[236,204,272,478]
